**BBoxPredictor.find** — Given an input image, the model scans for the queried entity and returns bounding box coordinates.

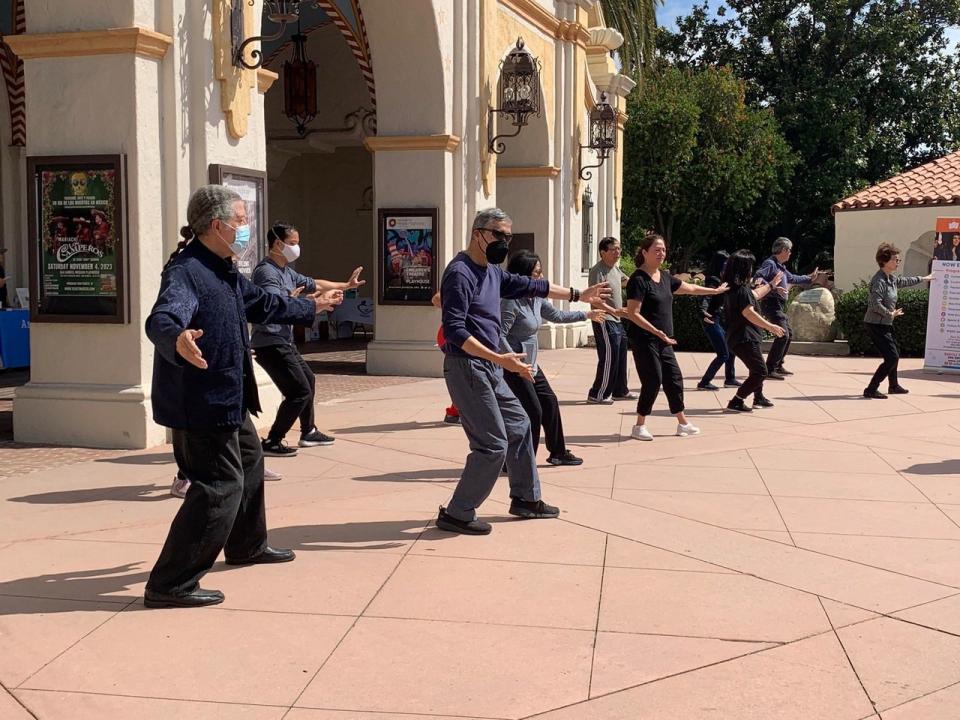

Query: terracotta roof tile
[832,151,960,213]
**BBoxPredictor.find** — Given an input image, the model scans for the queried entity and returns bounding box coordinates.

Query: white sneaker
[263,467,283,481]
[630,425,653,441]
[587,395,614,405]
[676,423,701,437]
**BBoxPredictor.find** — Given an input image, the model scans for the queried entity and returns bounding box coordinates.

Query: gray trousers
[443,355,541,521]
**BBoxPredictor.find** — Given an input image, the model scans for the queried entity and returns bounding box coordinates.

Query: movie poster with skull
[31,157,124,320]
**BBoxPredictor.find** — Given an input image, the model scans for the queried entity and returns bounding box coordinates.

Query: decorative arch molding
[0,0,25,146]
[314,0,376,117]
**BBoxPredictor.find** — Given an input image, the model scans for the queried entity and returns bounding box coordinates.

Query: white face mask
[280,242,300,263]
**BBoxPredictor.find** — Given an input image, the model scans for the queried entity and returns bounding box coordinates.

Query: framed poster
[378,208,439,305]
[924,217,960,373]
[208,164,268,278]
[27,155,128,323]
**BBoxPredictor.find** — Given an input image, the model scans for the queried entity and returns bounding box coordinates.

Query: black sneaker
[863,388,888,399]
[546,451,583,466]
[697,382,720,391]
[752,395,775,409]
[262,439,298,457]
[888,385,909,395]
[436,506,492,535]
[724,379,742,388]
[299,428,335,447]
[776,366,794,376]
[443,413,461,424]
[726,397,752,413]
[509,498,560,519]
[766,371,787,381]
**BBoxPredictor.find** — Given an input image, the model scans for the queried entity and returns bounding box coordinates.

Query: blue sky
[656,0,960,46]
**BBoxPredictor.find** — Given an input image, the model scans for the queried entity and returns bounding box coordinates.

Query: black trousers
[254,343,316,441]
[632,341,685,416]
[764,311,791,371]
[504,366,565,457]
[147,414,267,595]
[865,322,900,390]
[589,320,629,399]
[731,341,768,399]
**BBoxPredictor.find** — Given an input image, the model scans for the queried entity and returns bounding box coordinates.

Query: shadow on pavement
[0,564,147,613]
[333,421,452,434]
[95,452,175,465]
[903,459,960,475]
[261,518,439,553]
[8,484,172,504]
[352,468,462,482]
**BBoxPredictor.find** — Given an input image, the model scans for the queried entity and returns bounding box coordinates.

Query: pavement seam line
[745,448,797,547]
[818,596,881,718]
[866,444,960,533]
[870,678,960,717]
[0,679,39,720]
[279,514,434,719]
[586,534,607,699]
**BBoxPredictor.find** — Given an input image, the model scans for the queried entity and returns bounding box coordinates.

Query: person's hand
[771,270,785,287]
[500,352,534,381]
[921,273,934,282]
[312,289,344,312]
[892,308,905,318]
[713,282,729,294]
[346,266,366,289]
[176,329,207,369]
[290,285,305,298]
[776,285,788,297]
[588,308,607,323]
[703,313,715,325]
[657,329,678,346]
[580,281,612,304]
[768,324,786,338]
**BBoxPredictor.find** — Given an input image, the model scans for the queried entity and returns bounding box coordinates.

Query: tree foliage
[622,65,796,269]
[600,0,661,82]
[658,0,960,266]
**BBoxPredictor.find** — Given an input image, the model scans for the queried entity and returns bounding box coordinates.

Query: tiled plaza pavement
[3,348,960,719]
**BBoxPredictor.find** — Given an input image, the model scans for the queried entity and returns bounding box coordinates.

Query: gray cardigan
[499,297,586,371]
[863,270,922,325]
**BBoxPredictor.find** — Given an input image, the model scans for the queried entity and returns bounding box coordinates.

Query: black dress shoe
[225,547,296,565]
[863,388,888,399]
[144,586,224,608]
[776,366,794,376]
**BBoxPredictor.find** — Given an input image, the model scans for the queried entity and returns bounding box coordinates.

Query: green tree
[659,0,960,267]
[600,0,661,82]
[622,65,796,269]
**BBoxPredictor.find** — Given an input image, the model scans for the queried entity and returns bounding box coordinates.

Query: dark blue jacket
[146,240,315,431]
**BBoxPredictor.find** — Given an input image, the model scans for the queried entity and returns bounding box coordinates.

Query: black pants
[589,320,629,399]
[731,341,768,399]
[865,322,899,390]
[254,343,316,441]
[764,311,791,371]
[504,366,565,457]
[632,341,684,416]
[147,414,267,595]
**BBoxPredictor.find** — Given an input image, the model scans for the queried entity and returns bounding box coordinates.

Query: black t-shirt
[724,283,761,347]
[625,269,682,343]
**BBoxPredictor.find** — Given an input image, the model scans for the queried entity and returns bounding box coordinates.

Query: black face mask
[484,238,510,265]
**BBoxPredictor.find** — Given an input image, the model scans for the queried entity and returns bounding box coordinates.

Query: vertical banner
[923,217,960,373]
[377,208,439,305]
[27,155,127,323]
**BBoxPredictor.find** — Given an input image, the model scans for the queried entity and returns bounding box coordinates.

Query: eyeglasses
[480,228,513,243]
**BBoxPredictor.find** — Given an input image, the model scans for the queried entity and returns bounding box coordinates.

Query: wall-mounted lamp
[488,38,542,155]
[578,93,618,180]
[233,0,303,70]
[283,22,317,135]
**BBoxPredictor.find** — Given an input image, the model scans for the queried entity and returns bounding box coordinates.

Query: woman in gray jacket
[863,242,933,399]
[500,250,607,466]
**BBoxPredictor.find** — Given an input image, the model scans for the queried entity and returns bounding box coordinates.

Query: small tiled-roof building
[833,151,960,289]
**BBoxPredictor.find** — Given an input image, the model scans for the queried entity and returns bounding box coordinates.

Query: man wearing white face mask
[251,222,365,456]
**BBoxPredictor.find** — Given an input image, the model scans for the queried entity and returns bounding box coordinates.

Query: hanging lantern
[234,0,303,70]
[488,38,543,154]
[283,27,317,136]
[579,93,619,180]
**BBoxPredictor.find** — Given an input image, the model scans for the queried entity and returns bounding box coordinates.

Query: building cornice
[364,134,461,153]
[497,165,560,178]
[4,26,172,61]
[498,0,590,47]
[257,69,279,94]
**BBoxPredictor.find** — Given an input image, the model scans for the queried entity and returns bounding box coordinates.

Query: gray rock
[787,287,837,342]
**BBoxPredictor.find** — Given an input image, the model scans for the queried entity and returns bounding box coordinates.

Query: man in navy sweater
[437,208,611,535]
[143,185,341,608]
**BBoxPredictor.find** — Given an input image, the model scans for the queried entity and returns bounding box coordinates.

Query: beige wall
[834,204,960,290]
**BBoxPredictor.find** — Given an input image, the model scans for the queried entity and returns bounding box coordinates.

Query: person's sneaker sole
[299,438,335,447]
[725,405,752,413]
[262,449,299,457]
[509,505,560,519]
[436,516,492,535]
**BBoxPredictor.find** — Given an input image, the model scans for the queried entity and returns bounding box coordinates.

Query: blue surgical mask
[221,222,251,256]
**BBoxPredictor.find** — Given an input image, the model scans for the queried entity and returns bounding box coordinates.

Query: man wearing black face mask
[436,208,612,534]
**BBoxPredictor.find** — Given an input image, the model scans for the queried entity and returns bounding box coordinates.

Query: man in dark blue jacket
[143,185,341,608]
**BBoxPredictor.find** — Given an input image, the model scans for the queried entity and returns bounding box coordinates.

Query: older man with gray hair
[437,208,611,535]
[753,237,823,379]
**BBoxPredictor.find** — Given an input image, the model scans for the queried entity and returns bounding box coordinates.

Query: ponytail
[164,225,194,269]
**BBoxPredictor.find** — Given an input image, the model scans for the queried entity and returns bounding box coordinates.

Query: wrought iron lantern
[283,24,317,135]
[488,38,542,155]
[233,0,304,70]
[578,93,618,180]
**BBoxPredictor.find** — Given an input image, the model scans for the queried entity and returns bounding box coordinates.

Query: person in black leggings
[862,242,932,399]
[697,250,739,390]
[721,250,785,413]
[623,232,728,441]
